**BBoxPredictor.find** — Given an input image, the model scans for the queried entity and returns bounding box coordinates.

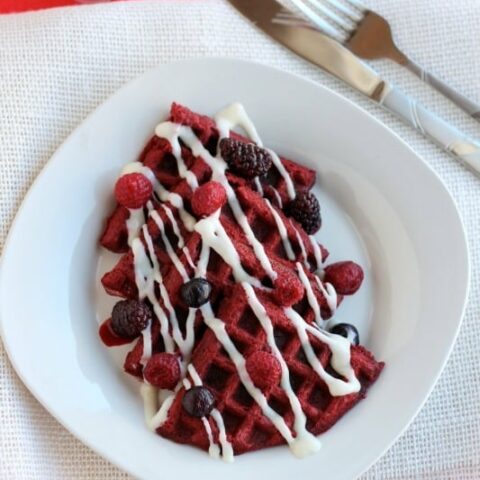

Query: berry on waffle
[98,102,384,462]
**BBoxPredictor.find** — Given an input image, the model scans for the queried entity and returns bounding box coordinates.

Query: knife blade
[227,0,480,175]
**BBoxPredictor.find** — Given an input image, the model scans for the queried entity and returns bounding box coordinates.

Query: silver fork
[280,0,480,121]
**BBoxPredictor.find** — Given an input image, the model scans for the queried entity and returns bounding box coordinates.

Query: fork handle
[379,84,480,175]
[403,57,480,121]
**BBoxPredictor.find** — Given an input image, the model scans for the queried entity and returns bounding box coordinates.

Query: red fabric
[0,0,115,13]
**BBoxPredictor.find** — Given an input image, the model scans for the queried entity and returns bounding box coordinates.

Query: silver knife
[227,0,480,175]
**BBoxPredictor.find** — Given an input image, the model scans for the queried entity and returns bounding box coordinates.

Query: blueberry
[329,323,360,346]
[181,278,212,308]
[182,386,216,417]
[111,299,152,339]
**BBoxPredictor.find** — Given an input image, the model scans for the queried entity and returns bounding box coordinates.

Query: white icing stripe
[141,383,178,431]
[122,161,196,232]
[188,365,233,462]
[140,320,153,365]
[296,263,323,326]
[265,199,295,261]
[161,204,185,249]
[254,177,264,196]
[142,225,196,360]
[155,122,199,190]
[140,384,159,429]
[202,417,221,460]
[215,102,262,144]
[213,103,295,201]
[268,149,296,200]
[141,226,180,352]
[150,210,189,282]
[291,223,309,269]
[210,410,234,463]
[160,201,195,269]
[309,236,324,270]
[183,369,222,460]
[199,303,297,447]
[242,283,321,457]
[155,123,277,281]
[132,236,175,354]
[126,208,145,246]
[284,308,360,396]
[148,393,176,430]
[194,210,261,287]
[271,187,283,208]
[314,276,338,317]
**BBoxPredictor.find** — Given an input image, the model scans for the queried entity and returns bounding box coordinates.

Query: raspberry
[111,300,152,339]
[143,353,181,389]
[191,181,227,217]
[272,268,305,307]
[220,138,272,179]
[182,386,216,417]
[285,191,321,234]
[114,173,153,209]
[246,351,282,390]
[324,261,364,295]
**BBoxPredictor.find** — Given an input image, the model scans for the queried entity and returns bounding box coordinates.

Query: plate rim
[0,57,470,479]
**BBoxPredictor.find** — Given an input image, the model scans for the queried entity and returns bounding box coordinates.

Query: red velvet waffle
[99,103,384,459]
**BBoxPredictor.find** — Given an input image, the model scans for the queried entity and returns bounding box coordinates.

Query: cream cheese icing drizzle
[155,122,199,190]
[155,122,277,281]
[182,373,221,459]
[284,308,360,396]
[141,383,178,431]
[253,177,264,196]
[315,276,338,317]
[296,262,323,325]
[194,211,261,287]
[309,235,325,271]
[215,102,262,143]
[187,364,233,462]
[123,102,361,461]
[265,199,295,261]
[271,187,283,208]
[126,208,145,246]
[122,161,196,233]
[199,302,299,448]
[291,223,310,269]
[160,203,196,269]
[214,103,295,200]
[242,283,321,456]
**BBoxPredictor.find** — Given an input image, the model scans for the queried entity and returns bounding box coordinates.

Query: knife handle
[379,85,480,175]
[404,58,480,122]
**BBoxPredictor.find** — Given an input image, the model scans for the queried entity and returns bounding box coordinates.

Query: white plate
[0,59,469,480]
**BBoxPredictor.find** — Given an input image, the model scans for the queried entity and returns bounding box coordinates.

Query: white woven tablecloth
[1,0,479,478]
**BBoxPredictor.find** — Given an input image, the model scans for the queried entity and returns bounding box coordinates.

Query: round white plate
[0,59,469,480]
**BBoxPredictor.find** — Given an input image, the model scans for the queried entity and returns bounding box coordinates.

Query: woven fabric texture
[0,0,479,478]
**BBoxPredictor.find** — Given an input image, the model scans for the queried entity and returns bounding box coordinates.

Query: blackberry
[220,138,272,179]
[285,191,321,234]
[182,386,216,417]
[329,323,360,346]
[181,278,212,308]
[111,300,152,339]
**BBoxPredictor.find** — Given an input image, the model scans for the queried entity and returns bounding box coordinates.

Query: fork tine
[273,10,314,29]
[322,0,365,22]
[289,0,348,42]
[343,0,368,14]
[303,0,355,32]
